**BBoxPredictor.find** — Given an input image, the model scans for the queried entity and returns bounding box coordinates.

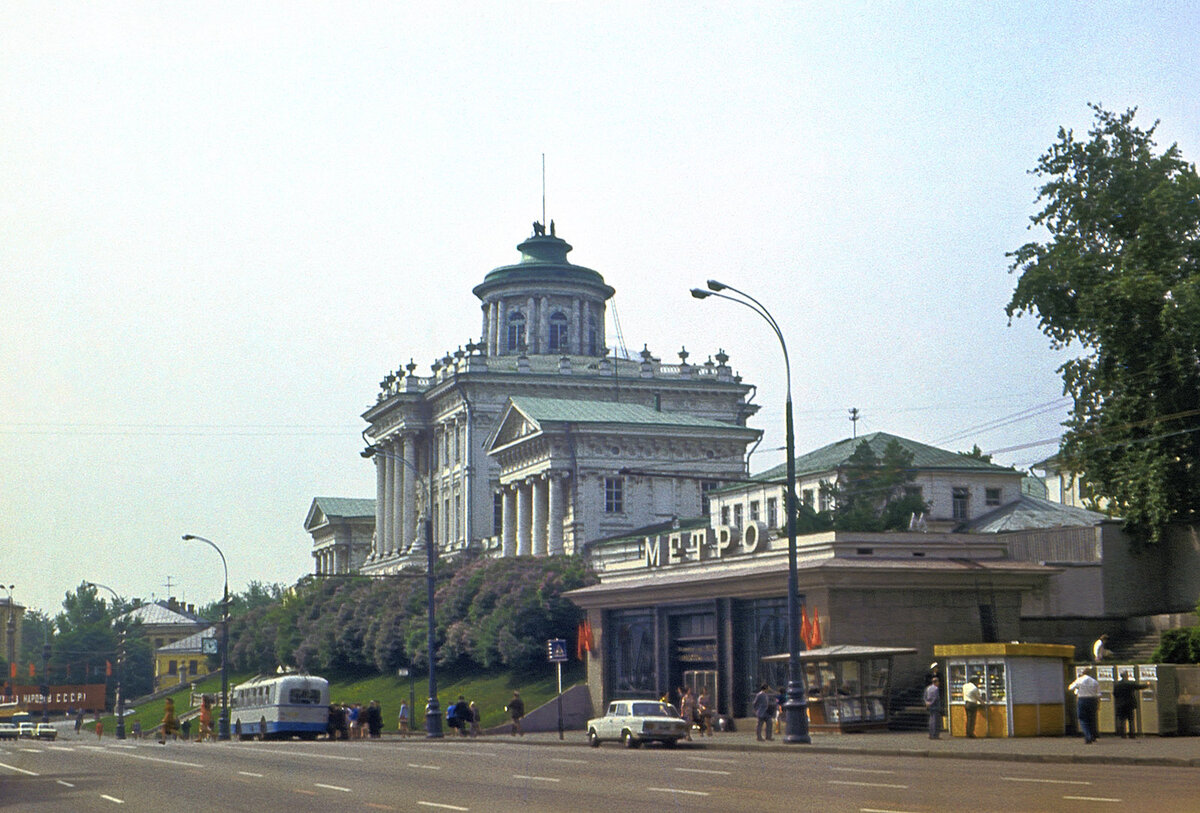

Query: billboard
[1,683,107,712]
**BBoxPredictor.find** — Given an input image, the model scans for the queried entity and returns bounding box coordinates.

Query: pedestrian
[697,687,713,737]
[1068,667,1101,744]
[160,697,177,744]
[1113,670,1148,739]
[679,687,697,741]
[774,686,785,735]
[95,711,104,740]
[451,696,470,737]
[924,675,941,739]
[753,683,774,741]
[398,700,410,735]
[74,709,84,736]
[259,714,268,741]
[181,718,191,742]
[962,674,984,737]
[132,720,141,740]
[199,696,213,742]
[347,702,361,739]
[468,701,482,737]
[366,700,383,739]
[1092,634,1112,663]
[506,691,525,736]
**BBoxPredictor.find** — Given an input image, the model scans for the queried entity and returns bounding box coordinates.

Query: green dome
[473,233,614,300]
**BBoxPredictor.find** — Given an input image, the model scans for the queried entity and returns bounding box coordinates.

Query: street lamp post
[361,440,442,738]
[181,534,231,741]
[691,280,811,744]
[2,584,15,685]
[85,582,127,740]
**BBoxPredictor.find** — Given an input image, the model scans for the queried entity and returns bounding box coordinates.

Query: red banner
[1,684,107,712]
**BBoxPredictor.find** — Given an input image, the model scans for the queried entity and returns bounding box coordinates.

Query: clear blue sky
[3,1,1198,615]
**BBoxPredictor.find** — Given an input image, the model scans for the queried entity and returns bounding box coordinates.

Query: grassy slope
[98,662,587,734]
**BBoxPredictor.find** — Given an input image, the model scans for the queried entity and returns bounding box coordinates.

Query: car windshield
[631,702,676,717]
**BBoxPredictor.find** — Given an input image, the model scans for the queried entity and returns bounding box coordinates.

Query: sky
[3,2,1199,616]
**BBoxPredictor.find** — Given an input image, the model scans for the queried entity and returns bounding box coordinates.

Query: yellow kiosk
[935,643,1074,737]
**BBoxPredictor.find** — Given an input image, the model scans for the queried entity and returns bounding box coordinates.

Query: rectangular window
[168,660,177,675]
[819,490,833,513]
[700,481,717,517]
[443,498,451,542]
[733,504,743,528]
[905,486,922,500]
[749,500,760,523]
[188,660,198,674]
[604,477,624,513]
[985,487,1002,507]
[952,487,970,520]
[721,506,730,525]
[454,494,461,542]
[493,492,503,535]
[802,488,814,507]
[767,497,778,528]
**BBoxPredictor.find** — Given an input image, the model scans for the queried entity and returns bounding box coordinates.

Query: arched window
[507,311,526,353]
[549,311,569,353]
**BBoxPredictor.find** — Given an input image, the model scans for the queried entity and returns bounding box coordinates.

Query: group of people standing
[327,700,384,739]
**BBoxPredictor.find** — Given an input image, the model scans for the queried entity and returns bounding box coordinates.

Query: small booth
[935,643,1073,738]
[763,645,916,733]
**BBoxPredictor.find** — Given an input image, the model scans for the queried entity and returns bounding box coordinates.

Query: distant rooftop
[961,494,1113,533]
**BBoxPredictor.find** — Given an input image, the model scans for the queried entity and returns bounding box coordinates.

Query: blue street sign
[547,638,568,663]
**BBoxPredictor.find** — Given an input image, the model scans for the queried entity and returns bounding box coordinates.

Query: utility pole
[848,407,861,439]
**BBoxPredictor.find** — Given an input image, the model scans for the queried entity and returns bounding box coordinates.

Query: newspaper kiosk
[935,643,1074,737]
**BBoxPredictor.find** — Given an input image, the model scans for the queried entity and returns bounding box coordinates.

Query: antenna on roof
[541,153,546,229]
[163,575,175,596]
[848,407,861,439]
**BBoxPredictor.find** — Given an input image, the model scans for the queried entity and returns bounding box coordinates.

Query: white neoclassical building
[354,224,762,574]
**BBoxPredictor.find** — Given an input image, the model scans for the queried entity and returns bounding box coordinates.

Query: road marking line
[675,767,732,775]
[98,751,204,768]
[832,766,897,775]
[408,763,442,770]
[19,748,43,753]
[861,808,921,813]
[1003,777,1091,785]
[513,774,561,782]
[548,758,588,764]
[267,751,363,762]
[687,756,739,764]
[48,746,75,751]
[58,780,76,787]
[315,783,352,792]
[1063,796,1122,803]
[830,780,909,789]
[0,761,38,776]
[417,803,469,811]
[238,771,264,777]
[100,795,125,804]
[647,787,711,797]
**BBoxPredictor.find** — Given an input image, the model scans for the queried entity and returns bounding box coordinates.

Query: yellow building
[154,627,217,690]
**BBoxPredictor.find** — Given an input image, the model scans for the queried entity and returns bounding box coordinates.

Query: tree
[1007,105,1200,547]
[825,439,928,531]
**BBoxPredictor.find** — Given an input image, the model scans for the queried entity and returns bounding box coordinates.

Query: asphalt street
[2,732,1198,812]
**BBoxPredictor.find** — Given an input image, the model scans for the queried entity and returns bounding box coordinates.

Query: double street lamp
[181,534,231,741]
[691,279,811,744]
[85,582,128,740]
[361,441,443,738]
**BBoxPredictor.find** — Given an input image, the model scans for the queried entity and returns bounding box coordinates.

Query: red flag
[800,606,812,649]
[576,622,586,660]
[810,608,824,648]
[106,660,113,676]
[583,619,594,653]
[28,662,35,677]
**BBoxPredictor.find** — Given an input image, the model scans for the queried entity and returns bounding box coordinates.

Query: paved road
[2,735,1197,812]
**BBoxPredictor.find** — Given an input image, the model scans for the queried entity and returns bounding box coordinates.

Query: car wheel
[588,729,600,748]
[622,730,639,749]
[662,737,677,748]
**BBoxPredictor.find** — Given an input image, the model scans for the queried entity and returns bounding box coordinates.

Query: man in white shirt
[962,676,984,738]
[1092,634,1112,662]
[1068,668,1101,744]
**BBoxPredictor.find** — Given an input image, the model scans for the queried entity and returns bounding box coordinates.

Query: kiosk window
[985,663,1006,702]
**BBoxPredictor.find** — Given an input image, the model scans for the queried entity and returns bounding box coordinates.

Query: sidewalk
[457,724,1200,768]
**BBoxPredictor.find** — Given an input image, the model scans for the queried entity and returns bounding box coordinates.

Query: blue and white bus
[231,673,329,740]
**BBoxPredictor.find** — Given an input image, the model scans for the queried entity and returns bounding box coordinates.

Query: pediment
[485,399,544,453]
[303,500,330,531]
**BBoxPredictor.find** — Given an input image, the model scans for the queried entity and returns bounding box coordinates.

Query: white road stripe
[100,795,125,804]
[1003,776,1091,785]
[675,767,732,775]
[832,766,897,775]
[314,783,352,792]
[687,756,740,764]
[261,750,363,762]
[647,787,711,797]
[829,780,909,789]
[408,763,442,770]
[238,771,264,777]
[48,746,75,752]
[58,780,76,787]
[0,761,38,776]
[513,774,561,782]
[19,748,42,753]
[861,808,921,813]
[1063,796,1122,803]
[548,757,588,764]
[417,803,469,811]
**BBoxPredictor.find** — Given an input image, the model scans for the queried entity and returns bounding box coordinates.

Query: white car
[35,723,57,741]
[17,722,36,739]
[587,699,690,748]
[0,722,19,740]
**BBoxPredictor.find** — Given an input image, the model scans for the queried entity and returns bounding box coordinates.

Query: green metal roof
[751,431,1017,482]
[472,234,614,299]
[510,396,756,431]
[312,497,376,518]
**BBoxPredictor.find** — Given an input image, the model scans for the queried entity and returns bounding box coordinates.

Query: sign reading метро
[2,684,106,711]
[642,522,768,567]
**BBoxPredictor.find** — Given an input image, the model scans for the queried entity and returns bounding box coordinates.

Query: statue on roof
[532,221,545,236]
[550,219,556,236]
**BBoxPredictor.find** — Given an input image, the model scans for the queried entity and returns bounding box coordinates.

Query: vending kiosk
[935,643,1074,737]
[1137,664,1178,735]
[1095,664,1116,733]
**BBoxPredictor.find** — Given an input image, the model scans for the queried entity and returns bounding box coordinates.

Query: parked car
[35,723,57,741]
[17,722,36,739]
[587,699,690,748]
[0,722,19,740]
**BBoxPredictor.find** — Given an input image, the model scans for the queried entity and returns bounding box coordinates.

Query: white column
[372,453,384,559]
[532,476,548,556]
[392,439,405,555]
[490,302,500,356]
[572,299,582,353]
[383,448,396,556]
[403,434,418,550]
[548,473,565,555]
[502,486,517,556]
[516,481,532,556]
[526,296,536,353]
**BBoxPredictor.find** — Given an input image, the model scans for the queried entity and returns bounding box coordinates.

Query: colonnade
[484,296,598,356]
[370,433,420,559]
[499,472,568,556]
[314,546,342,575]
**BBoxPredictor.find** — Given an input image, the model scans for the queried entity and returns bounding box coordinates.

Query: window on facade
[733,504,744,528]
[453,425,461,463]
[819,489,833,513]
[587,327,598,356]
[802,488,814,507]
[721,506,730,525]
[548,311,569,353]
[611,609,656,695]
[444,498,451,542]
[168,660,177,675]
[749,500,760,523]
[604,477,624,513]
[444,430,452,466]
[189,659,198,674]
[985,487,1002,507]
[767,497,778,528]
[905,485,923,500]
[507,311,526,352]
[493,492,503,535]
[700,480,717,516]
[952,487,970,520]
